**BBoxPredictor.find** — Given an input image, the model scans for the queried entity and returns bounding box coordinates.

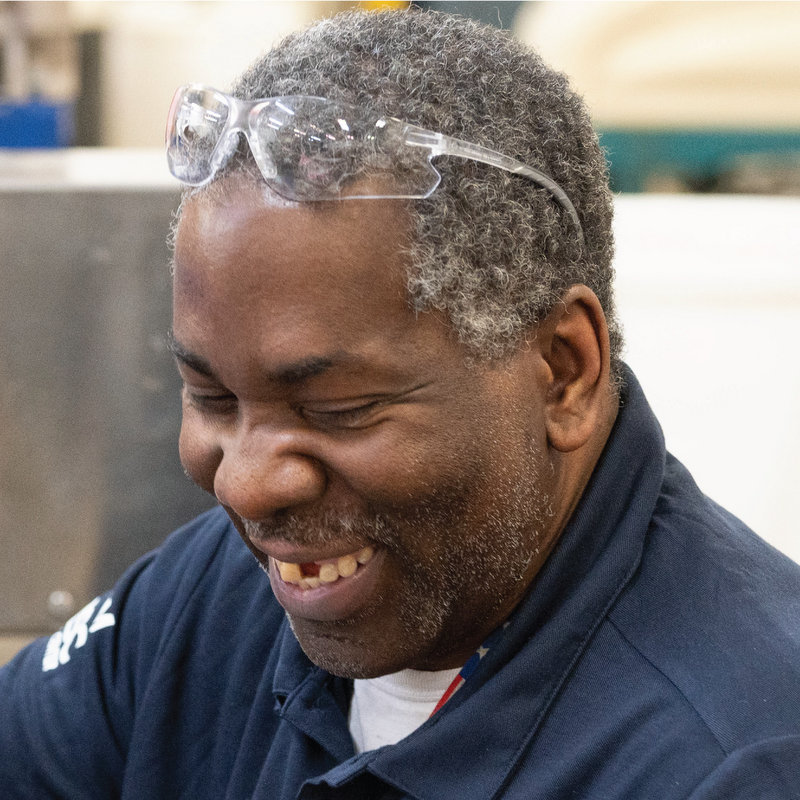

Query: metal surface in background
[0,152,215,634]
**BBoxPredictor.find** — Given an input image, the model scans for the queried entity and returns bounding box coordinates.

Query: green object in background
[599,129,800,193]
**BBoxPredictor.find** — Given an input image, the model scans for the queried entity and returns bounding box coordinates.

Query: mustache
[241,508,393,548]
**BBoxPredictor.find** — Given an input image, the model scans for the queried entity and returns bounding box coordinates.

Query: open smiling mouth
[273,546,375,590]
[267,544,385,622]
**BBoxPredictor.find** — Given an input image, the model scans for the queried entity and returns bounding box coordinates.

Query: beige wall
[71,1,348,147]
[515,1,800,129]
[1,636,35,667]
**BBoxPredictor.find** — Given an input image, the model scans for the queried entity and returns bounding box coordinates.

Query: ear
[537,285,612,453]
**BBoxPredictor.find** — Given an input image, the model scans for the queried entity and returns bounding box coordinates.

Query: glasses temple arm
[403,127,585,249]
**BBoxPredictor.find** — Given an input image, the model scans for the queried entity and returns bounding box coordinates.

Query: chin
[288,616,428,679]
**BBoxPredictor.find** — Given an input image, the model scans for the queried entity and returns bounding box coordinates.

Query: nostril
[213,448,327,522]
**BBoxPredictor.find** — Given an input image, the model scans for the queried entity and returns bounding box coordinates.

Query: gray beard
[246,443,554,677]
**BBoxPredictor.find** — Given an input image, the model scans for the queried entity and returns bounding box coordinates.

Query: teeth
[277,561,303,583]
[319,563,339,583]
[274,545,375,590]
[337,554,357,577]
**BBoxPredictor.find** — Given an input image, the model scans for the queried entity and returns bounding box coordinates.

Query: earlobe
[540,286,611,453]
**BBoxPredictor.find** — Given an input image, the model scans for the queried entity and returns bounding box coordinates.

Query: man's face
[171,181,560,678]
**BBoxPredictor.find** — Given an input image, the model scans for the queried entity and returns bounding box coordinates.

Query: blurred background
[1,1,799,663]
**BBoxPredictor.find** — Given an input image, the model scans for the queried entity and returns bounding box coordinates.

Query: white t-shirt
[348,666,462,754]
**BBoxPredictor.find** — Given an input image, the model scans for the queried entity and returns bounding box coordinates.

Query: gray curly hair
[189,9,622,380]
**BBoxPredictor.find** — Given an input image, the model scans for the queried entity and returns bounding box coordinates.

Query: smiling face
[171,179,563,678]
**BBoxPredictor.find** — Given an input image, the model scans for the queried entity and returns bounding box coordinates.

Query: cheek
[327,423,490,516]
[178,413,222,496]
[323,427,450,503]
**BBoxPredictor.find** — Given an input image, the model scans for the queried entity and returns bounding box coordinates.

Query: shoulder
[686,735,800,799]
[0,506,286,796]
[131,505,252,606]
[609,452,800,752]
[116,505,284,672]
[8,505,276,683]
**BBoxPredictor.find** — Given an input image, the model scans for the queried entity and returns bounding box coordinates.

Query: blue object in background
[0,99,75,148]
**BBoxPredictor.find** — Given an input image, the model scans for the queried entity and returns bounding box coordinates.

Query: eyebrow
[276,355,337,383]
[167,331,215,377]
[166,330,350,385]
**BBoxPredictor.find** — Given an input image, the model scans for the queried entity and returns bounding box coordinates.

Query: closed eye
[299,399,384,430]
[183,385,238,416]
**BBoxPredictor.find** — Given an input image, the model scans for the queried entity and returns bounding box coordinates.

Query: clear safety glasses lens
[167,86,233,186]
[167,85,439,200]
[166,85,584,245]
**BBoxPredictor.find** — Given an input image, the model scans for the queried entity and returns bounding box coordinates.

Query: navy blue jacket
[2,373,799,799]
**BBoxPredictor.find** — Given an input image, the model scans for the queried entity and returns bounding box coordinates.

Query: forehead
[171,183,455,376]
[177,182,402,294]
[176,182,404,287]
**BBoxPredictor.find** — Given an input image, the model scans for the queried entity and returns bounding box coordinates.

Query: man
[2,10,799,799]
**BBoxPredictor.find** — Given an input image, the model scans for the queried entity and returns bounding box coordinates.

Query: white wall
[613,194,800,563]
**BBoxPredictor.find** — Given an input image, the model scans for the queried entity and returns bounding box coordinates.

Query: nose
[213,424,326,522]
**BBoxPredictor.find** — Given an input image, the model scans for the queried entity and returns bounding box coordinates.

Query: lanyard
[429,620,510,716]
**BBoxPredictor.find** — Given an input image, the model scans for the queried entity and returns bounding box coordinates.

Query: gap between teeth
[275,546,374,590]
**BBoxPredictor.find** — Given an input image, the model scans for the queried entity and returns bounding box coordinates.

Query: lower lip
[268,548,386,622]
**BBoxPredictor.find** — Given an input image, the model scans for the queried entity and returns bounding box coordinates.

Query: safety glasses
[166,84,583,243]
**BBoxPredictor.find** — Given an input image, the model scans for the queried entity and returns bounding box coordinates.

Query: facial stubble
[248,435,554,678]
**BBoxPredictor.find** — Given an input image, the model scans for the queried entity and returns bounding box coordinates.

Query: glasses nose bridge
[217,96,277,182]
[222,94,250,131]
[214,96,252,158]
[240,98,278,181]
